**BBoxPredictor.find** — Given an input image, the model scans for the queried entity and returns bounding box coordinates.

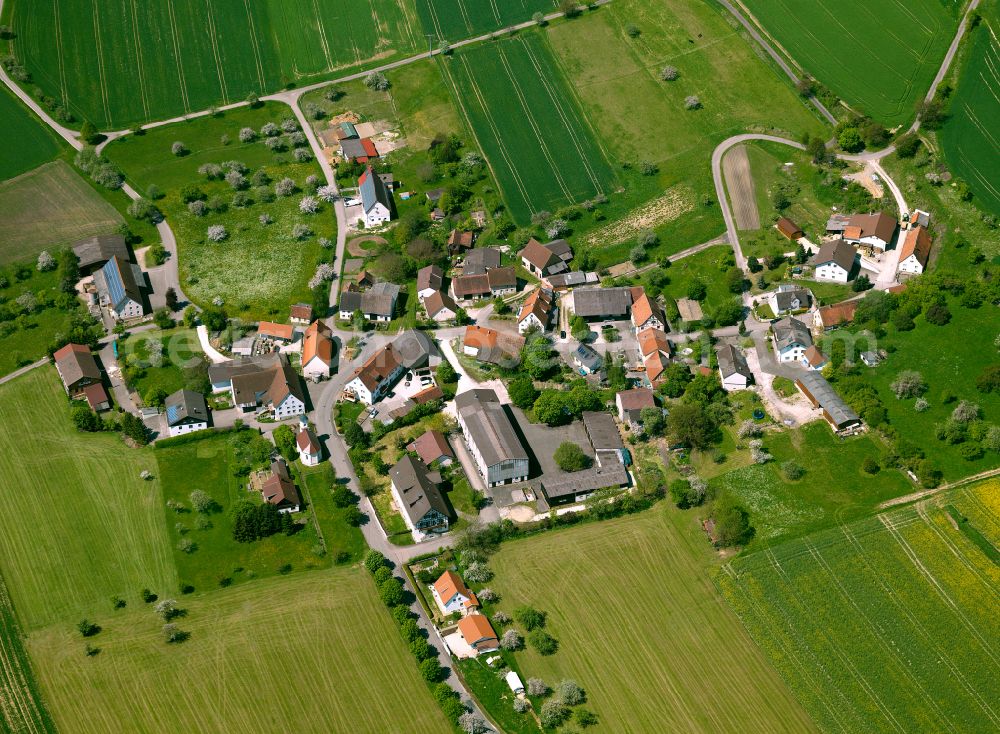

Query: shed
[505,671,525,695]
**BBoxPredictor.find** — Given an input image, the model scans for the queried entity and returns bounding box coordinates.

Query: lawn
[0,160,124,264]
[487,507,818,733]
[416,0,557,39]
[717,482,1000,734]
[638,244,739,317]
[711,421,912,549]
[299,464,367,565]
[738,0,960,126]
[2,0,423,128]
[118,327,206,405]
[0,82,61,180]
[545,0,825,261]
[155,433,330,592]
[940,7,1000,217]
[0,368,176,630]
[104,103,334,319]
[25,568,454,734]
[440,32,617,222]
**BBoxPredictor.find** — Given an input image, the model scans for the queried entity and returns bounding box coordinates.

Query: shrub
[171,141,187,156]
[528,629,558,655]
[558,679,586,705]
[207,225,228,242]
[527,677,548,696]
[684,95,701,110]
[890,370,926,399]
[514,606,546,630]
[540,700,569,728]
[238,127,256,143]
[553,442,592,471]
[781,460,804,480]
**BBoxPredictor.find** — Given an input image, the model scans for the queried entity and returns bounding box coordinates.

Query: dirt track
[722,145,760,230]
[346,235,386,257]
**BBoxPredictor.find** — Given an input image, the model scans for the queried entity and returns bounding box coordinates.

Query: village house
[631,290,666,332]
[451,267,516,302]
[827,212,897,250]
[345,330,436,405]
[545,271,599,290]
[716,343,753,391]
[801,345,828,371]
[389,454,450,541]
[519,238,571,278]
[416,265,444,300]
[53,343,110,411]
[456,614,499,654]
[517,288,554,333]
[573,343,603,375]
[812,239,856,283]
[456,389,529,487]
[431,570,479,616]
[776,216,803,241]
[637,327,672,387]
[540,462,629,506]
[615,388,656,430]
[813,299,858,332]
[261,458,301,513]
[462,247,501,276]
[796,372,861,432]
[208,354,306,419]
[773,316,813,362]
[257,321,295,343]
[296,426,322,466]
[768,284,811,315]
[447,229,475,255]
[289,303,313,326]
[340,136,379,164]
[72,234,129,275]
[94,255,145,320]
[301,320,335,381]
[423,291,459,322]
[463,325,525,366]
[358,166,394,227]
[338,281,400,322]
[897,225,933,276]
[164,389,209,437]
[355,270,374,289]
[572,286,634,321]
[407,429,454,467]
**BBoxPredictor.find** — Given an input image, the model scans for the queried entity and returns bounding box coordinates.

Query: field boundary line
[89,2,111,125]
[519,37,604,193]
[917,502,1000,600]
[494,41,575,202]
[423,0,446,41]
[203,0,229,102]
[242,0,267,92]
[844,520,1000,727]
[804,535,965,731]
[766,548,908,733]
[309,0,335,71]
[959,485,1000,536]
[879,513,1000,671]
[128,0,150,119]
[448,54,534,215]
[877,467,1000,509]
[165,2,190,112]
[456,0,477,36]
[718,563,855,731]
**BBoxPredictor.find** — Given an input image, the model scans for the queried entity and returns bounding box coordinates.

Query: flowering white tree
[308,263,335,289]
[286,131,306,147]
[154,598,178,620]
[15,291,36,313]
[207,225,228,242]
[364,71,390,91]
[212,296,224,306]
[500,628,522,651]
[476,588,496,603]
[317,185,338,202]
[225,170,247,190]
[558,679,585,706]
[259,213,273,226]
[299,196,319,214]
[661,65,679,81]
[292,223,313,241]
[684,95,701,109]
[171,141,187,156]
[952,400,981,423]
[513,698,530,714]
[238,127,256,143]
[281,118,299,133]
[188,200,207,217]
[737,419,762,439]
[265,137,286,151]
[890,370,926,399]
[147,340,164,367]
[221,160,247,174]
[464,561,492,583]
[457,713,487,734]
[293,148,313,163]
[527,678,548,697]
[36,251,55,271]
[260,122,279,137]
[275,177,296,197]
[749,439,772,464]
[546,219,568,239]
[198,163,223,179]
[492,610,511,626]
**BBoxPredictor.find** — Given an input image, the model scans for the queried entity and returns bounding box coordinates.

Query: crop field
[0,83,61,180]
[489,508,818,733]
[0,368,176,631]
[717,483,1000,734]
[3,0,422,128]
[441,33,617,222]
[940,8,1000,216]
[0,160,124,264]
[104,103,332,318]
[738,0,959,126]
[416,0,556,39]
[25,569,453,734]
[0,575,56,734]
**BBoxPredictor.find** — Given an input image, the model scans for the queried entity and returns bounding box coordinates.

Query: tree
[558,679,586,706]
[795,77,816,97]
[726,267,745,294]
[165,287,178,311]
[77,619,100,637]
[660,65,679,81]
[419,657,444,683]
[171,141,188,156]
[436,360,457,385]
[686,279,707,301]
[79,120,98,144]
[207,225,228,242]
[669,478,705,509]
[781,460,804,480]
[712,493,753,546]
[527,678,548,697]
[36,251,56,271]
[378,577,405,607]
[852,274,872,292]
[924,302,951,325]
[838,127,864,153]
[364,549,388,574]
[976,364,1000,393]
[343,421,368,448]
[500,628,523,650]
[668,402,715,450]
[509,376,539,409]
[514,605,546,631]
[154,598,181,621]
[576,708,598,728]
[890,370,926,399]
[895,133,920,158]
[189,490,216,514]
[528,629,558,655]
[120,412,150,445]
[553,442,592,472]
[918,98,947,129]
[458,713,488,734]
[540,700,569,728]
[71,404,102,432]
[364,71,390,91]
[684,95,701,110]
[659,362,694,398]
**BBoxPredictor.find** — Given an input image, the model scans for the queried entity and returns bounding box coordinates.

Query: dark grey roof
[547,271,598,288]
[392,330,437,369]
[341,282,400,317]
[574,343,603,372]
[464,247,501,276]
[583,411,624,451]
[771,287,810,313]
[541,462,629,500]
[339,290,362,313]
[416,265,443,292]
[545,239,573,260]
[340,137,367,160]
[797,372,860,428]
[572,287,633,318]
[208,353,279,385]
[773,317,812,351]
[390,455,449,524]
[72,234,128,269]
[715,343,752,380]
[96,255,143,312]
[813,239,856,272]
[456,389,528,467]
[164,389,208,426]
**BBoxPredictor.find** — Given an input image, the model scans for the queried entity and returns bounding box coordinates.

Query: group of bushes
[70,404,149,445]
